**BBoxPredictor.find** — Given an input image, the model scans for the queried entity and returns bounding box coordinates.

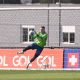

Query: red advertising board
[0,49,63,69]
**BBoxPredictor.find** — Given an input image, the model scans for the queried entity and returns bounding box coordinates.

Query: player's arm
[32,32,38,39]
[37,33,48,41]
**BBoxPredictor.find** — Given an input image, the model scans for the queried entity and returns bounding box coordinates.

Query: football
[29,30,36,36]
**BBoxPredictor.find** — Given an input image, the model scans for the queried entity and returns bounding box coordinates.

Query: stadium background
[0,1,80,80]
[0,0,80,70]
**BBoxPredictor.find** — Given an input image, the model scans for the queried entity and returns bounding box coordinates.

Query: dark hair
[41,26,45,29]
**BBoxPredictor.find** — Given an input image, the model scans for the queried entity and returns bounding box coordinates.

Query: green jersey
[32,32,48,48]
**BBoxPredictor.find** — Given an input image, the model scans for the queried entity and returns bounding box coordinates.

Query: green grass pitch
[0,70,80,80]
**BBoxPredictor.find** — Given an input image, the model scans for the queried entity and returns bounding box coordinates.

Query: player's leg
[26,47,43,68]
[26,53,39,68]
[17,44,33,54]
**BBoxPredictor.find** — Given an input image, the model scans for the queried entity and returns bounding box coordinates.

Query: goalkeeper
[17,26,48,68]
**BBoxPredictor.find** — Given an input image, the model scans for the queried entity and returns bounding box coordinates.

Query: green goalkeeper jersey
[32,32,48,48]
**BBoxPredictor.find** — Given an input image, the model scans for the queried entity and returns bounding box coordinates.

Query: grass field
[0,70,80,80]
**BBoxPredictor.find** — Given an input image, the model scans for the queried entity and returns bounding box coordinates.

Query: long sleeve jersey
[32,32,48,48]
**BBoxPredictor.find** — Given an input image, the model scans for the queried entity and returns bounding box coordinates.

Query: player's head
[40,26,45,33]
